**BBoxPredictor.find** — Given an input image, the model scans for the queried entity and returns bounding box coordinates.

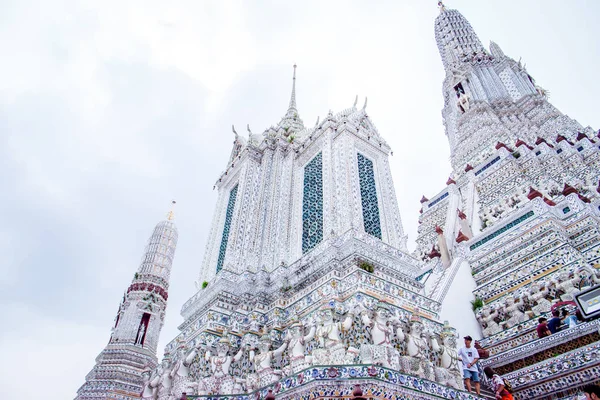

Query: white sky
[0,1,598,398]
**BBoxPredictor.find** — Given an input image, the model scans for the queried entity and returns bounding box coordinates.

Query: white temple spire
[278,64,304,132]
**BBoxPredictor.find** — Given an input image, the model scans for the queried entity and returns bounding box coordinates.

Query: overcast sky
[0,1,598,398]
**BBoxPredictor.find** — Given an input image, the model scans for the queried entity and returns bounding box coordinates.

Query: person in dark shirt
[536,317,551,338]
[547,309,563,334]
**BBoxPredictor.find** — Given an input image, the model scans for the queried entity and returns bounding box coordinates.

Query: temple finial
[289,64,297,110]
[438,1,446,12]
[167,200,176,221]
[278,64,304,131]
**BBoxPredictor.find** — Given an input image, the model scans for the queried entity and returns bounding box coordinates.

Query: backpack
[474,341,489,359]
[502,378,514,394]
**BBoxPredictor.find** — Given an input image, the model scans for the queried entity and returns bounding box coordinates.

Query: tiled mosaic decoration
[302,153,323,253]
[217,184,239,273]
[357,153,382,239]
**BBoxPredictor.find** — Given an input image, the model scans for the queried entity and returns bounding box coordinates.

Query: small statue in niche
[358,301,401,370]
[197,333,245,395]
[246,331,287,391]
[136,323,147,346]
[457,92,471,113]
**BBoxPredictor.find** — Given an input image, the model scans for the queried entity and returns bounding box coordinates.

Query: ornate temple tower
[76,206,178,400]
[416,3,600,399]
[435,2,582,175]
[162,66,463,400]
[197,66,409,287]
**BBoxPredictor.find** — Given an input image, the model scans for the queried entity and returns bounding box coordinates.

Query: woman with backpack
[483,366,514,400]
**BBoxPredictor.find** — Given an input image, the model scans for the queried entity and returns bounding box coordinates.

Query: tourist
[582,384,600,400]
[536,317,551,338]
[458,335,481,395]
[562,308,578,329]
[547,309,563,333]
[483,367,513,400]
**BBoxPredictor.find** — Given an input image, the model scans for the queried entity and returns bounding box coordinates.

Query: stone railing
[503,340,600,398]
[185,364,486,400]
[480,319,600,368]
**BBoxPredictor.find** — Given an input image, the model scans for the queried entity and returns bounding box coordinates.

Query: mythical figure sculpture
[141,367,159,400]
[503,296,526,328]
[577,266,600,289]
[197,333,245,396]
[554,271,578,301]
[457,91,471,113]
[284,318,316,374]
[430,322,464,390]
[136,323,146,345]
[246,332,287,391]
[312,302,356,365]
[530,281,553,316]
[170,343,199,399]
[400,310,434,379]
[156,360,173,400]
[479,306,502,337]
[359,301,401,369]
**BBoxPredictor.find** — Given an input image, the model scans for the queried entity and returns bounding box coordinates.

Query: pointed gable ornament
[457,209,467,220]
[495,142,513,152]
[556,135,573,145]
[535,137,554,148]
[562,184,578,196]
[446,177,456,185]
[420,196,429,204]
[515,138,534,150]
[527,187,543,200]
[465,164,474,172]
[429,245,441,259]
[456,231,469,243]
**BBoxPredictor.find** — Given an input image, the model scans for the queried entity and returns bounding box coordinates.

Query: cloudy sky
[0,0,598,398]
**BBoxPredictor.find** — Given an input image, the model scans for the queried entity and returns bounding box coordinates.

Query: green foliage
[359,261,375,273]
[202,281,209,289]
[134,272,139,280]
[280,285,292,293]
[471,297,484,311]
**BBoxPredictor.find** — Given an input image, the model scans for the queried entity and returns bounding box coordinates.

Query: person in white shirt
[457,335,480,395]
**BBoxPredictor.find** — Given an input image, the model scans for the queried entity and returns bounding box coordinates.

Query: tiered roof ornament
[278,64,305,133]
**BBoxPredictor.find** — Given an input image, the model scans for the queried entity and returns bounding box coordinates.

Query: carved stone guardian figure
[246,331,287,391]
[400,310,434,379]
[197,333,244,395]
[430,321,464,390]
[312,302,356,365]
[503,296,526,328]
[141,367,160,400]
[170,342,199,398]
[156,359,173,400]
[284,318,316,374]
[359,301,401,370]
